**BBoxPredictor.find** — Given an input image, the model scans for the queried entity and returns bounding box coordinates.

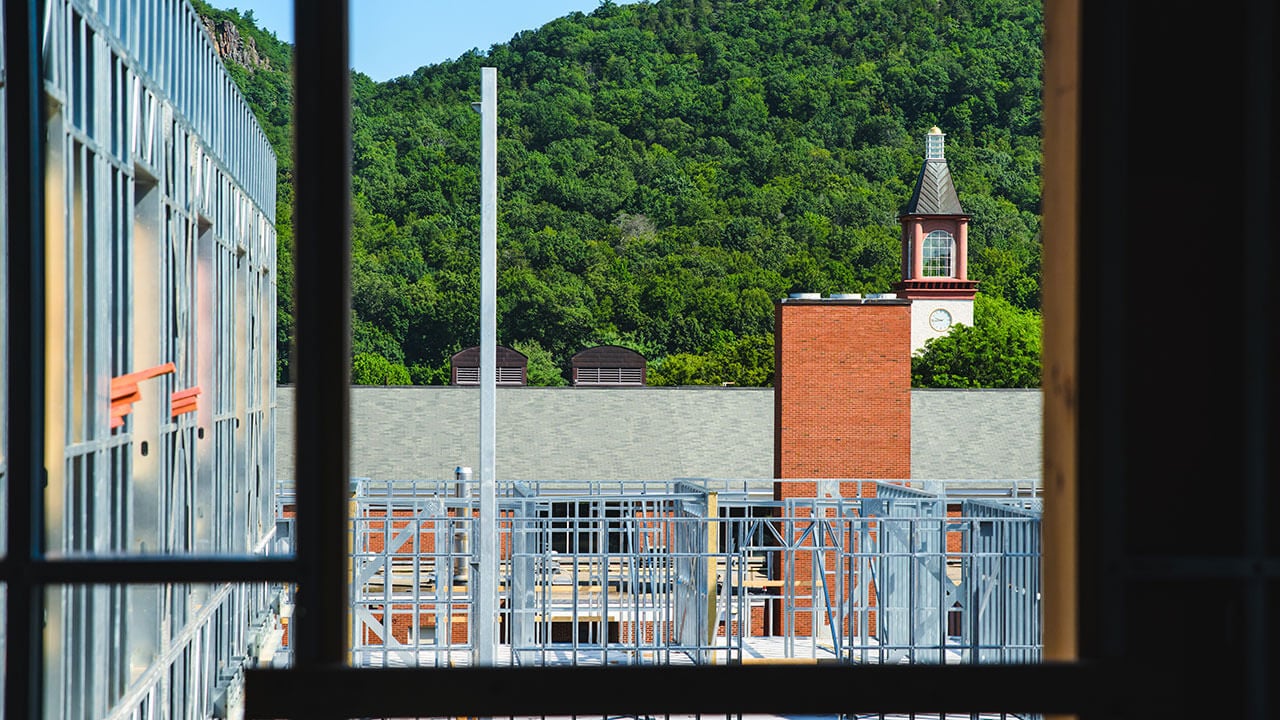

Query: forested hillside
[198,0,1044,387]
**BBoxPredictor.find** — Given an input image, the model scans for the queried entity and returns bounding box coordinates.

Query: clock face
[929,308,952,332]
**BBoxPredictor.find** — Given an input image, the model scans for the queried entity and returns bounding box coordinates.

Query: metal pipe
[475,65,499,666]
[454,466,472,584]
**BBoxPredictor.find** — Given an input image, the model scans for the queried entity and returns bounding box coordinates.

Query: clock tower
[893,127,978,355]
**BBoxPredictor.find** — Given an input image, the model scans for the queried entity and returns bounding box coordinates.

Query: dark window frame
[0,0,1092,716]
[257,2,1092,716]
[7,1,1276,718]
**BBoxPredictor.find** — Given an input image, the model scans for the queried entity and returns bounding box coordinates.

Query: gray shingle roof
[902,158,965,216]
[274,386,1040,483]
[910,388,1042,479]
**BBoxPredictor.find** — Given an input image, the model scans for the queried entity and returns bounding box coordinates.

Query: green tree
[206,0,1046,388]
[352,352,412,385]
[510,338,568,386]
[912,293,1041,388]
[648,334,774,387]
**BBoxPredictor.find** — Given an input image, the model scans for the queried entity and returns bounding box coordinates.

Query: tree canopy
[911,293,1041,388]
[201,0,1045,388]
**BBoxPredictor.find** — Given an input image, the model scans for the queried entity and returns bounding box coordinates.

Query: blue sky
[218,0,643,82]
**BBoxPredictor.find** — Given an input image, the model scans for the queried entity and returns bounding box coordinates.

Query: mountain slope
[201,0,1044,386]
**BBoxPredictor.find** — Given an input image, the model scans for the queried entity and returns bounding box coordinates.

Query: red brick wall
[948,505,963,553]
[773,299,912,484]
[363,607,470,645]
[359,507,519,557]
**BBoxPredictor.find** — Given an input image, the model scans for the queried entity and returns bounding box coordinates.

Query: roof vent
[828,293,862,300]
[865,292,898,300]
[789,292,822,299]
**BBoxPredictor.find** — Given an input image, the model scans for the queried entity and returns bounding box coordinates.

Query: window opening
[922,230,954,277]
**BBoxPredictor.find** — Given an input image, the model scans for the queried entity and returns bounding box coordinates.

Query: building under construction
[2,2,1043,711]
[272,289,1044,676]
[336,476,1041,670]
[2,0,283,716]
[272,128,1045,677]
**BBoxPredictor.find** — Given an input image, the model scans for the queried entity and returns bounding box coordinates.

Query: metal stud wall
[3,0,281,717]
[346,478,1042,677]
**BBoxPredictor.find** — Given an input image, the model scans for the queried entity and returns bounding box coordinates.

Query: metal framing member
[244,662,1115,718]
[4,1,48,718]
[290,0,352,671]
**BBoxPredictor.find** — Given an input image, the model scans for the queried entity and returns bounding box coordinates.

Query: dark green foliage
[352,352,412,386]
[648,333,774,387]
[205,0,1044,387]
[192,0,297,381]
[911,293,1041,388]
[511,339,569,386]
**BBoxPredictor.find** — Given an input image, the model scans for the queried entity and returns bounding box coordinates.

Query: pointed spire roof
[901,127,965,216]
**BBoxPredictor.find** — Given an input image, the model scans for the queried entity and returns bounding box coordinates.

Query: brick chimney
[771,294,912,636]
[773,294,912,498]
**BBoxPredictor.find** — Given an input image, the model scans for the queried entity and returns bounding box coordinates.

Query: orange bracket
[170,385,201,418]
[109,362,176,429]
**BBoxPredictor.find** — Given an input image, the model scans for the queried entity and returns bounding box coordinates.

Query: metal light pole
[472,66,499,667]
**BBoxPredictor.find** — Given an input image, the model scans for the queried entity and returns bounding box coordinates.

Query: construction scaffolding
[343,478,1041,670]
